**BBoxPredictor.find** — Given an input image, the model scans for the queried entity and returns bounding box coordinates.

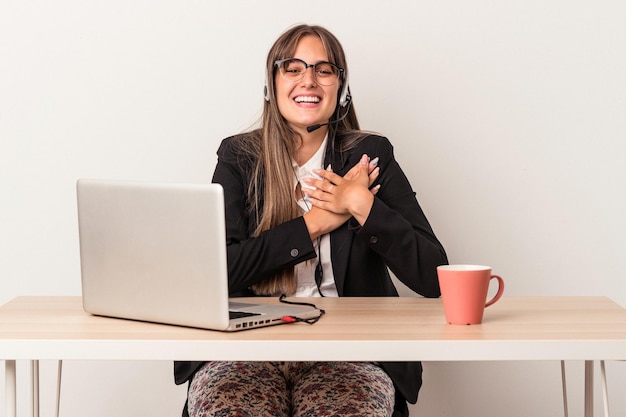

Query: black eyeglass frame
[274,58,344,86]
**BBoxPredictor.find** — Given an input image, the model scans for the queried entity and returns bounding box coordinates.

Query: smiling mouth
[294,96,320,103]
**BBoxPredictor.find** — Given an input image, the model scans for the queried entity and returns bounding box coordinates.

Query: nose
[301,66,317,86]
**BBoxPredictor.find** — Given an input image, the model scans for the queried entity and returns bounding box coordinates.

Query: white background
[1,0,625,416]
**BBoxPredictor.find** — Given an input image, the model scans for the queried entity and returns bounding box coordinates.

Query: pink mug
[437,265,505,325]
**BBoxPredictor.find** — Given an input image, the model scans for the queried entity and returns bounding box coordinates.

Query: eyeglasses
[274,58,344,86]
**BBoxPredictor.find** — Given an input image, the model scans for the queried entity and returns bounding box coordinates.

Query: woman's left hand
[302,154,379,225]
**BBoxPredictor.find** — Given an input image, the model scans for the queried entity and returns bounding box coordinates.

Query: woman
[175,24,447,417]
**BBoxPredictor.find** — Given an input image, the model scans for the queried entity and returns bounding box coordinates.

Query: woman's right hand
[303,206,350,240]
[344,155,380,191]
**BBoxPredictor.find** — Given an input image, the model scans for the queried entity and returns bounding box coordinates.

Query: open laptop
[76,179,322,331]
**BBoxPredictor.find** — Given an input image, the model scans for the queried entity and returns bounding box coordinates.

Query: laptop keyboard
[229,310,261,320]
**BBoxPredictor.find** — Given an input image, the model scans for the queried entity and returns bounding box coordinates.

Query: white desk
[2,296,626,416]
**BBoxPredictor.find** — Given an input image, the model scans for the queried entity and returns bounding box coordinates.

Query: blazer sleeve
[211,137,317,294]
[350,135,447,297]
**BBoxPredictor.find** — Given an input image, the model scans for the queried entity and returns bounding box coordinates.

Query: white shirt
[292,136,338,297]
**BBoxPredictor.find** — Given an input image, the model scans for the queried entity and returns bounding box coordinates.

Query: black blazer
[175,132,448,416]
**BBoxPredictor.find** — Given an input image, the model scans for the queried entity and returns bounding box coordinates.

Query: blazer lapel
[329,225,352,295]
[325,143,353,296]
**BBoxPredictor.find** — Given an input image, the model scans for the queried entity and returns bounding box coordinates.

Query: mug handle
[485,274,505,308]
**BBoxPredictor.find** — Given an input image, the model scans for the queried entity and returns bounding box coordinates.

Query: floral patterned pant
[188,361,395,417]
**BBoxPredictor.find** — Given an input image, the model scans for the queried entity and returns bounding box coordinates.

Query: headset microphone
[306,95,352,133]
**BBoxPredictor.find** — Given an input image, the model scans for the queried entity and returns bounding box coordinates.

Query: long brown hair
[243,24,364,295]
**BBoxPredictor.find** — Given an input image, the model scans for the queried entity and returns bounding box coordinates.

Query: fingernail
[361,154,369,164]
[326,164,332,171]
[370,157,379,166]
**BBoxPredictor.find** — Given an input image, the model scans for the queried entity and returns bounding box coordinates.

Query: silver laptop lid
[77,179,231,330]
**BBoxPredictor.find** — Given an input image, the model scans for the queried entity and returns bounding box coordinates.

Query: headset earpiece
[264,68,270,101]
[339,74,350,107]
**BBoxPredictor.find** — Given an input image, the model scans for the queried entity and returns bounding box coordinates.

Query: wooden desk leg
[6,360,17,417]
[600,361,609,417]
[55,360,63,417]
[561,361,569,417]
[585,360,594,417]
[31,360,40,417]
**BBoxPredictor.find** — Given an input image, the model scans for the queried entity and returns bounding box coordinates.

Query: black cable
[279,294,325,324]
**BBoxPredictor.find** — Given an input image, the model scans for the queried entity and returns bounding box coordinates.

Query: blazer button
[290,248,299,257]
[369,236,378,244]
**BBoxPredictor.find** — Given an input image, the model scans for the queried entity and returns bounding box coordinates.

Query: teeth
[295,96,320,103]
